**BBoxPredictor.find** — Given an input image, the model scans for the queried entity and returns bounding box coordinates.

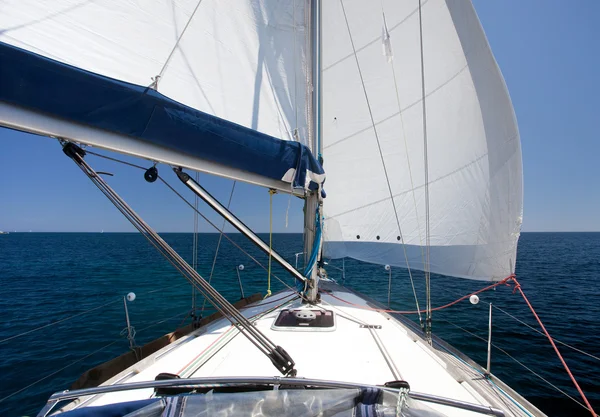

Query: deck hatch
[271,309,336,332]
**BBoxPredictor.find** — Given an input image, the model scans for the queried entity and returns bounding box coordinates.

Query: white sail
[0,0,309,145]
[0,0,320,192]
[321,0,523,281]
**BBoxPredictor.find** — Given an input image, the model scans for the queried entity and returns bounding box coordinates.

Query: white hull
[55,282,544,416]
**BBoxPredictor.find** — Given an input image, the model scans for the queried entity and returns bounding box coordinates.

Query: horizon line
[4,231,600,234]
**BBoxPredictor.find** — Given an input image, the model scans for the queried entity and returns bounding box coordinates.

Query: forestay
[0,0,323,190]
[321,0,523,281]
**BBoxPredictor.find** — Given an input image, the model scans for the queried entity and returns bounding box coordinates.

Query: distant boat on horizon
[0,230,9,235]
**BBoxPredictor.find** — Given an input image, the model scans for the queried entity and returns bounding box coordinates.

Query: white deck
[63,282,544,416]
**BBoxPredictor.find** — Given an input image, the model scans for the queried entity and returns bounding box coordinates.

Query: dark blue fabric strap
[356,387,383,417]
[0,42,324,189]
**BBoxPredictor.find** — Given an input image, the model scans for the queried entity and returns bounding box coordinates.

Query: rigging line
[192,171,199,314]
[417,0,432,342]
[179,295,299,378]
[340,0,422,328]
[200,180,237,313]
[143,281,191,295]
[83,149,298,296]
[379,2,427,263]
[491,304,600,363]
[443,282,600,364]
[0,336,125,404]
[379,2,424,329]
[0,299,120,345]
[434,341,535,417]
[0,280,199,341]
[325,276,512,314]
[266,189,277,298]
[70,155,276,352]
[158,176,302,297]
[511,277,597,417]
[438,318,591,414]
[134,311,189,334]
[85,179,286,365]
[305,0,313,150]
[156,0,204,82]
[293,0,298,132]
[84,149,147,170]
[245,293,299,309]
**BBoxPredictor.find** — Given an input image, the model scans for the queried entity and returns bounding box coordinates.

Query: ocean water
[0,232,598,416]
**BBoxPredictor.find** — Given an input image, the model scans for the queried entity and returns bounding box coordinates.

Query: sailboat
[0,1,595,416]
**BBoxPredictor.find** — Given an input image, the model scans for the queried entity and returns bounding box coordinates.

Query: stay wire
[0,336,126,404]
[201,180,237,314]
[155,0,205,82]
[84,148,299,297]
[511,277,597,416]
[439,318,591,414]
[491,304,600,363]
[379,2,424,329]
[442,284,600,364]
[192,172,199,314]
[74,149,307,375]
[0,279,197,345]
[0,299,120,345]
[266,189,277,298]
[157,176,302,297]
[417,0,432,342]
[341,0,423,328]
[71,154,277,356]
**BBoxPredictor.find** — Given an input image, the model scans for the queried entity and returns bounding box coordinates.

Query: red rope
[324,274,597,415]
[325,275,513,315]
[510,276,597,417]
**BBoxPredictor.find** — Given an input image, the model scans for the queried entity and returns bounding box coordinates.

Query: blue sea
[0,232,599,416]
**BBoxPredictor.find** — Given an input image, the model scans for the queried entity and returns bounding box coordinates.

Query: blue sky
[1,0,599,233]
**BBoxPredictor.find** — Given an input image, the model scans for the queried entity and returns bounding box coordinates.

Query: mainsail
[321,0,523,281]
[0,0,323,191]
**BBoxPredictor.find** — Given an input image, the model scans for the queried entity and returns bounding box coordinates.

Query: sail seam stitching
[323,63,469,150]
[327,152,490,220]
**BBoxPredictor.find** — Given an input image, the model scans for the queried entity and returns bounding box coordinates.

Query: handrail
[37,377,505,417]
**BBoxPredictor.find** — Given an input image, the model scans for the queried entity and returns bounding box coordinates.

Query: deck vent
[271,309,336,332]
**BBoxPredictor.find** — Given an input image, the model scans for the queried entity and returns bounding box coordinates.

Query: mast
[304,0,323,303]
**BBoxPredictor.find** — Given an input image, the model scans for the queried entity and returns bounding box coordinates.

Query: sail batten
[321,0,522,281]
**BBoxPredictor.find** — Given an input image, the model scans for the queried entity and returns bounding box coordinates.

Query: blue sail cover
[0,42,324,189]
